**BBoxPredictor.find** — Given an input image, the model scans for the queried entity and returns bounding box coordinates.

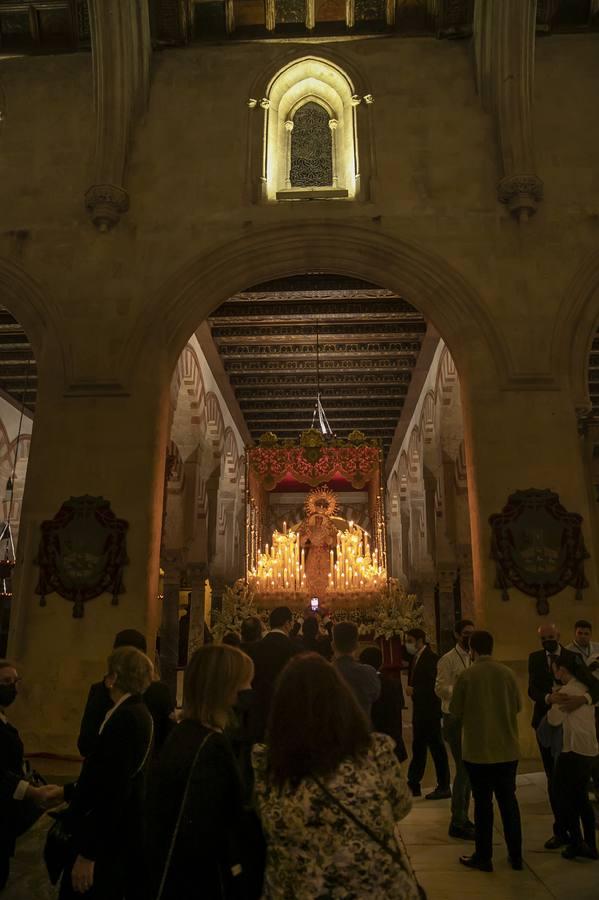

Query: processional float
[245,428,388,611]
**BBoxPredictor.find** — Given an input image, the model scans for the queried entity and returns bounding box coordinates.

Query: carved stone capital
[85,184,130,232]
[497,174,544,222]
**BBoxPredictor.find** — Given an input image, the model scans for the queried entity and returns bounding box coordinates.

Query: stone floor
[3,766,598,898]
[405,770,599,900]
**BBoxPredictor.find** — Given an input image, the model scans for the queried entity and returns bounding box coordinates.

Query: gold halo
[305,487,338,518]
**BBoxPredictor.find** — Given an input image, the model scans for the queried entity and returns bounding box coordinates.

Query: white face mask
[405,642,417,655]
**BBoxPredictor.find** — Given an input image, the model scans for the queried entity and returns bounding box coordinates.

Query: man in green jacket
[449,630,523,873]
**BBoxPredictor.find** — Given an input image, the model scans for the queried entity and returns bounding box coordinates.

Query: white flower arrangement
[211,578,424,643]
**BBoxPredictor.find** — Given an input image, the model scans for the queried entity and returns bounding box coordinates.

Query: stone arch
[127,222,509,395]
[0,257,66,383]
[204,392,225,453]
[222,427,239,481]
[436,345,458,401]
[554,248,599,412]
[397,452,409,501]
[171,342,205,416]
[389,470,400,517]
[407,426,422,483]
[420,391,436,444]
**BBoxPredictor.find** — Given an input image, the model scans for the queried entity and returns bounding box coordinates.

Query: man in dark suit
[1,660,62,890]
[406,628,451,800]
[250,606,297,740]
[78,629,174,758]
[359,645,407,761]
[528,622,599,849]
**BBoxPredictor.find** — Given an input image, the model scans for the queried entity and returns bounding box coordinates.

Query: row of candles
[329,524,385,592]
[248,520,387,594]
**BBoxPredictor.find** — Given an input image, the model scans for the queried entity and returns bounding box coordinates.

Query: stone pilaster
[160,559,183,698]
[187,562,208,657]
[474,0,543,221]
[209,575,227,615]
[436,565,458,655]
[85,0,152,231]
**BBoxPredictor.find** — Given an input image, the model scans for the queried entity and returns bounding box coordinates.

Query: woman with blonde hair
[147,644,264,900]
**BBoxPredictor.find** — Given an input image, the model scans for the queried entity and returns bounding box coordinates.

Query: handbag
[44,810,73,886]
[155,732,213,900]
[43,717,154,886]
[154,730,262,900]
[313,775,427,900]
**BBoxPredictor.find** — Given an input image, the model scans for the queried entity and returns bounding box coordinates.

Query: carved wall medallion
[35,495,129,618]
[489,489,589,615]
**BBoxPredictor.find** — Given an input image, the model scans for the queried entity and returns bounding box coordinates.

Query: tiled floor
[3,769,598,898]
[405,771,599,900]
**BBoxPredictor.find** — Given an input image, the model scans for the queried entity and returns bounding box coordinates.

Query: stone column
[284,121,294,190]
[473,0,543,221]
[8,365,169,754]
[85,0,152,231]
[329,119,339,189]
[209,575,227,615]
[436,565,457,655]
[463,381,599,756]
[265,0,275,31]
[187,562,208,656]
[160,560,182,699]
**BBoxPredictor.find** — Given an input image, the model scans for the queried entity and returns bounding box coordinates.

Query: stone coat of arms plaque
[35,495,129,618]
[489,488,589,615]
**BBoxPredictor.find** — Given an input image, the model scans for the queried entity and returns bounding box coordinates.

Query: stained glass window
[289,103,333,189]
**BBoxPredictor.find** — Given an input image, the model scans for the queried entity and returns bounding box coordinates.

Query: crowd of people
[0,611,598,898]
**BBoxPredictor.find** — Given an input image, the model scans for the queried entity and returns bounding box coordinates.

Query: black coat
[371,673,407,762]
[249,632,297,740]
[146,720,264,900]
[62,694,153,891]
[408,645,442,723]
[78,679,174,758]
[0,716,24,858]
[297,634,333,661]
[528,645,599,729]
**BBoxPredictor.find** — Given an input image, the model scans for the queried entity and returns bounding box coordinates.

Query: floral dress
[252,733,420,900]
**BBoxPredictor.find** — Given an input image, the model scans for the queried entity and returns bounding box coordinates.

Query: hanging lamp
[310,319,334,438]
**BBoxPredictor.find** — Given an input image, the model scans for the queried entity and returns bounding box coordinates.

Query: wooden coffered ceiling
[208,274,427,456]
[0,307,36,413]
[0,0,596,53]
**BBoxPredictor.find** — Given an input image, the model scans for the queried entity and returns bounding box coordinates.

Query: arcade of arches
[1,6,599,896]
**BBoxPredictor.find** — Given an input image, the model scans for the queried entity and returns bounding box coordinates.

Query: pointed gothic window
[255,56,369,201]
[289,102,333,188]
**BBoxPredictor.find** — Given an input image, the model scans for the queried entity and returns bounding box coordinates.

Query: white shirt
[566,640,599,661]
[98,692,131,735]
[435,645,471,714]
[0,710,29,800]
[566,640,599,680]
[547,678,599,757]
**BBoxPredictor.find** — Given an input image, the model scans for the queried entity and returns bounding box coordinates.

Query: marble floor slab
[3,770,598,899]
